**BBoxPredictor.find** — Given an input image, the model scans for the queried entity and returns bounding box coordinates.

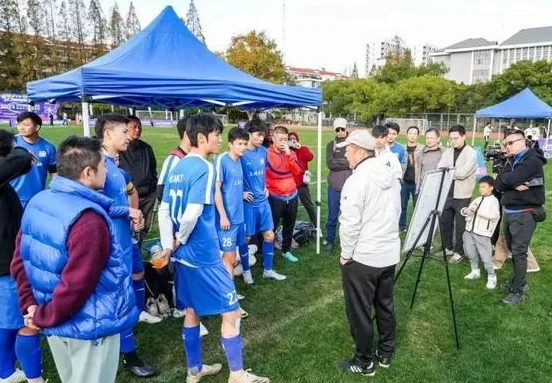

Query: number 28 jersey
[162,154,220,267]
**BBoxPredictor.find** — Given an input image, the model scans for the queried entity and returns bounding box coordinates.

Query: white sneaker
[186,363,223,383]
[445,248,454,256]
[263,270,287,281]
[0,369,26,383]
[464,269,481,280]
[228,369,270,383]
[139,310,162,324]
[243,270,254,285]
[486,275,497,289]
[237,294,245,300]
[449,253,464,264]
[239,306,249,318]
[171,308,186,318]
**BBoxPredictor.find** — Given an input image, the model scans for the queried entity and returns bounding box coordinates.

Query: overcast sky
[100,0,552,76]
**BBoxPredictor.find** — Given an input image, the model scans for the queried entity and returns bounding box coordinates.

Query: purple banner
[0,94,59,125]
[538,138,552,158]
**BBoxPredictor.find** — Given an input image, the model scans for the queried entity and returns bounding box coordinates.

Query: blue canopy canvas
[26,6,321,110]
[475,88,552,118]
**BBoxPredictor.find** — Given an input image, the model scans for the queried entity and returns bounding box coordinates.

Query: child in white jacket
[462,176,501,289]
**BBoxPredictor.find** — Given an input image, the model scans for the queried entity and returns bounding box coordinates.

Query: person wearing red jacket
[266,126,303,263]
[288,131,317,230]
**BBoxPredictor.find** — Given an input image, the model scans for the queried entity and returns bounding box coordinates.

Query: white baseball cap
[336,129,376,151]
[333,117,347,129]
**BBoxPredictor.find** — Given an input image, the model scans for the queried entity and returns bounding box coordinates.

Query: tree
[26,0,44,35]
[225,30,286,84]
[43,0,57,39]
[68,0,88,62]
[125,1,140,39]
[184,0,205,45]
[56,0,71,41]
[88,0,106,45]
[108,3,125,47]
[351,63,359,79]
[0,0,21,32]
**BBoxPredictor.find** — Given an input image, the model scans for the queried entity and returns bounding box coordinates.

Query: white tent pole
[547,118,551,138]
[316,109,322,255]
[82,101,90,137]
[471,117,477,146]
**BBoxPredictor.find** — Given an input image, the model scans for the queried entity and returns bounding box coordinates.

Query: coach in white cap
[336,129,401,377]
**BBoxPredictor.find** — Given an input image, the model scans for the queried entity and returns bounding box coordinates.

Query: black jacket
[495,148,546,209]
[119,139,158,197]
[326,138,352,191]
[0,148,33,276]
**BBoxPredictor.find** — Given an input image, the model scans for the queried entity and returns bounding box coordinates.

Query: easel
[394,167,460,350]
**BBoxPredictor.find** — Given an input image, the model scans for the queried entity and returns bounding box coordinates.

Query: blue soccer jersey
[10,136,56,206]
[163,154,220,267]
[240,146,268,205]
[214,152,244,225]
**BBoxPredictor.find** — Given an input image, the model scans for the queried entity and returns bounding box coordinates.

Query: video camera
[484,144,506,174]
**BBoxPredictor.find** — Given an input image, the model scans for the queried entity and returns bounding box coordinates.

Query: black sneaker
[504,281,530,293]
[375,350,392,368]
[339,358,375,376]
[502,292,524,305]
[122,352,155,377]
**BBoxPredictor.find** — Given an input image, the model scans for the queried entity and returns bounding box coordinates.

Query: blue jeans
[400,182,417,230]
[325,186,341,244]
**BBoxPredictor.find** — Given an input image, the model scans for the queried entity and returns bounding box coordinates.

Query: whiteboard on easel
[403,168,456,253]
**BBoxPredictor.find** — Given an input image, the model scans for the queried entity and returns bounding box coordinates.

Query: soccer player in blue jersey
[11,112,56,208]
[95,114,156,378]
[158,114,269,383]
[215,128,253,287]
[241,119,286,281]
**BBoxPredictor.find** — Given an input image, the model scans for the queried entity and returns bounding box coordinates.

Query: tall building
[413,44,438,66]
[184,0,206,45]
[430,26,552,84]
[286,66,347,88]
[365,35,408,75]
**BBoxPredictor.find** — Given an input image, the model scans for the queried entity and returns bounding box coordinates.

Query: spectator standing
[288,131,317,230]
[400,126,424,231]
[266,126,303,263]
[62,112,68,126]
[494,130,546,305]
[10,112,57,208]
[119,116,158,242]
[483,122,492,150]
[385,122,407,172]
[438,125,478,264]
[372,125,402,181]
[415,128,445,194]
[337,130,401,376]
[462,177,501,289]
[0,130,47,383]
[11,136,139,383]
[325,118,352,252]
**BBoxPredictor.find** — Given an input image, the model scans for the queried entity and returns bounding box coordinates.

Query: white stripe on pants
[47,334,120,383]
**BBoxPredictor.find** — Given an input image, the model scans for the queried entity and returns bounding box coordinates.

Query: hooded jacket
[289,132,314,188]
[266,145,303,198]
[339,156,401,268]
[494,148,546,208]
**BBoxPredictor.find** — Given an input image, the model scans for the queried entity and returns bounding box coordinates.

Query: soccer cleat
[282,252,299,262]
[445,248,454,256]
[242,270,254,285]
[156,294,171,316]
[186,364,223,383]
[122,352,156,377]
[339,358,375,376]
[504,281,530,293]
[228,369,270,383]
[263,270,287,281]
[464,269,481,280]
[139,310,162,324]
[200,322,209,337]
[0,369,26,383]
[448,253,464,264]
[375,350,392,368]
[502,292,524,305]
[486,275,497,290]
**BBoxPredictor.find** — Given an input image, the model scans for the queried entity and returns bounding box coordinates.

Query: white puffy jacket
[464,195,501,238]
[339,156,401,268]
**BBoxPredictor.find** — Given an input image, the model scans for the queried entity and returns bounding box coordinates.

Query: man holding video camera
[495,130,546,305]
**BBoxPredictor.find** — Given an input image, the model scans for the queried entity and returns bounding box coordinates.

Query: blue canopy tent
[27,6,326,252]
[472,88,552,144]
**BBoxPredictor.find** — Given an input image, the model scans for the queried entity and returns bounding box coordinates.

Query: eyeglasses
[335,127,346,132]
[503,138,524,147]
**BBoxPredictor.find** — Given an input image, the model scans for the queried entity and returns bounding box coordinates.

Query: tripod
[394,168,460,350]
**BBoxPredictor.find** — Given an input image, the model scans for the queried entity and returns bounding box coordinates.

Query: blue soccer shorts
[244,201,274,237]
[217,223,246,252]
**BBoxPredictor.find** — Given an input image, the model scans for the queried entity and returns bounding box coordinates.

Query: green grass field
[4,124,552,383]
